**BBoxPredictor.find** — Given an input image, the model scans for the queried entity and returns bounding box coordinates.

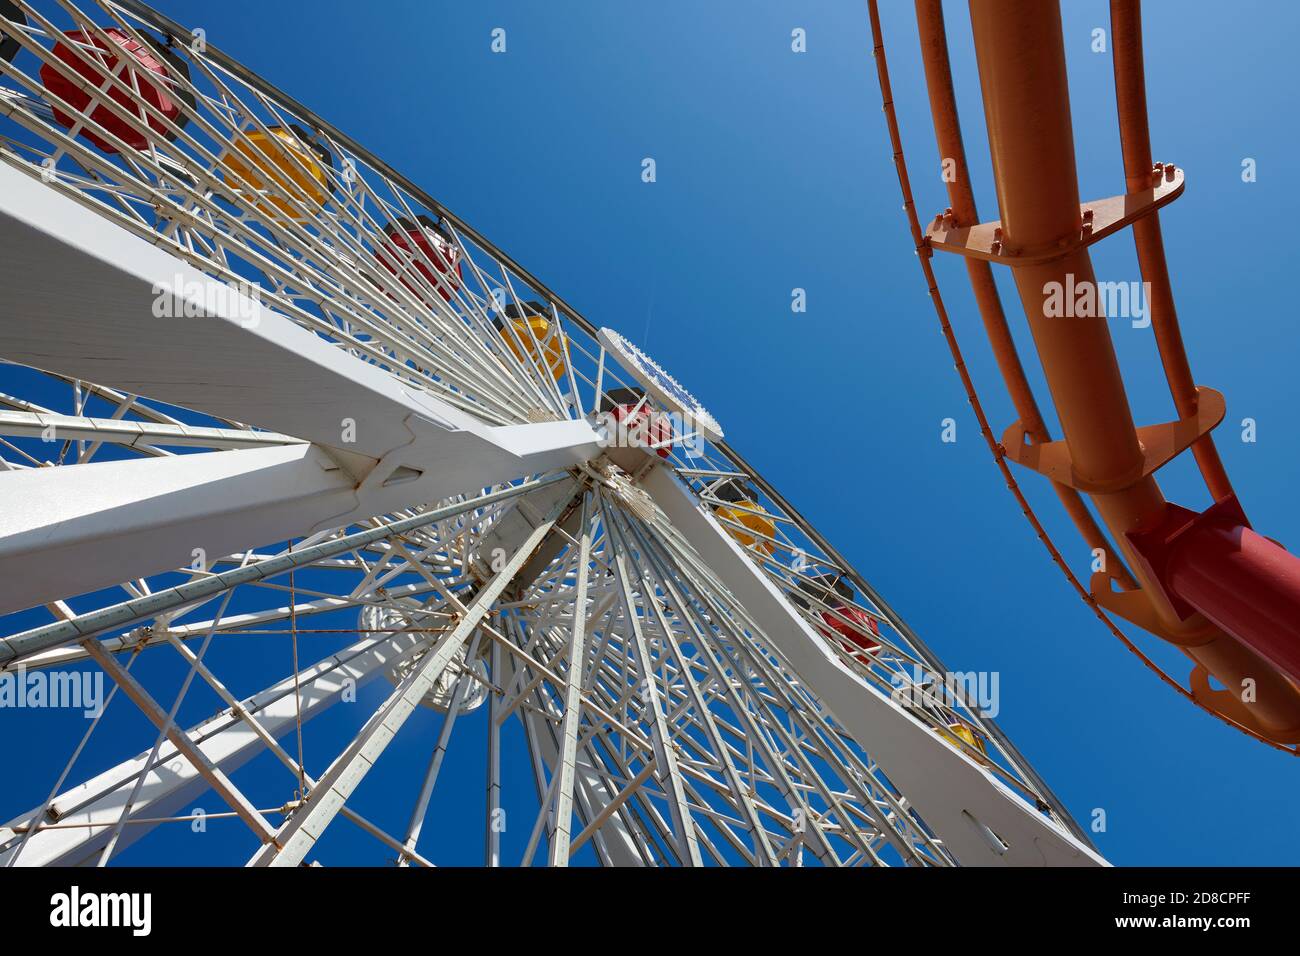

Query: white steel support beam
[0,473,571,668]
[80,636,279,847]
[626,528,844,867]
[396,631,484,865]
[0,409,303,450]
[640,462,1106,868]
[0,420,592,616]
[0,428,597,617]
[7,580,440,673]
[0,161,597,464]
[604,505,703,866]
[484,638,503,867]
[546,492,592,866]
[0,162,601,610]
[0,444,347,614]
[0,628,425,866]
[608,506,779,866]
[497,638,647,866]
[163,632,436,868]
[247,480,579,866]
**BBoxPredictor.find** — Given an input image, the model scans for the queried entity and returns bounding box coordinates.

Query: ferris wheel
[0,0,1102,867]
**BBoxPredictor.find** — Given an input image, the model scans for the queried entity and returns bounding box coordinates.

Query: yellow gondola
[219,123,332,221]
[709,478,775,556]
[939,722,990,763]
[494,300,567,380]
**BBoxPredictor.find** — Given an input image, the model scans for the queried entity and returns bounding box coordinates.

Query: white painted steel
[641,462,1106,867]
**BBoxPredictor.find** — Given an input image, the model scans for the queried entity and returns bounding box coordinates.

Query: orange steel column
[1110,0,1234,502]
[914,0,1135,591]
[967,1,1164,590]
[966,0,1300,736]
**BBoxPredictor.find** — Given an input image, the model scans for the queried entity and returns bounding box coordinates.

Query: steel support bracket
[1001,385,1225,494]
[925,164,1184,265]
[1089,571,1218,647]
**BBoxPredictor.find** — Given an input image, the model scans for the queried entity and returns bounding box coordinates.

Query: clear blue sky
[7,0,1298,866]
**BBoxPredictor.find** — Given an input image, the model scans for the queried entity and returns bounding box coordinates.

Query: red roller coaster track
[870,0,1300,752]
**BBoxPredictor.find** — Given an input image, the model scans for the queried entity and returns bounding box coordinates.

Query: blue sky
[6,0,1299,865]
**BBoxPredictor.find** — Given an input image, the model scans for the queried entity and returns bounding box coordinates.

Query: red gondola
[40,27,193,153]
[376,214,461,302]
[792,572,880,654]
[600,386,672,459]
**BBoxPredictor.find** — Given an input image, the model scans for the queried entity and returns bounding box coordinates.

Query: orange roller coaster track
[869,0,1300,752]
